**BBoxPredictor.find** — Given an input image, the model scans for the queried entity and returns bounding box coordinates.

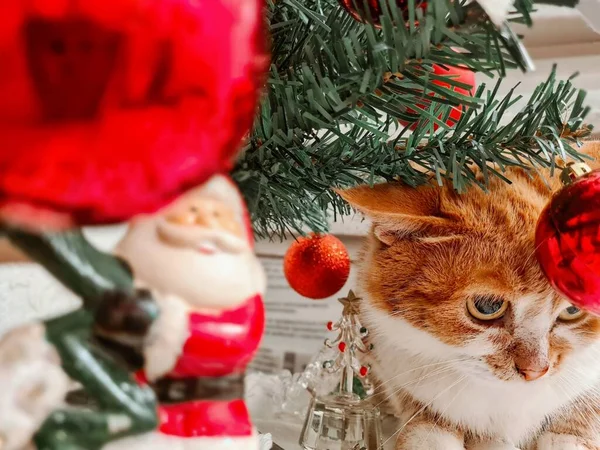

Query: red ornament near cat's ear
[398,64,476,131]
[535,162,600,315]
[284,234,350,300]
[0,0,268,231]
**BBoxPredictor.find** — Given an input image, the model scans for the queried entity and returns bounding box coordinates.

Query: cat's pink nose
[516,365,549,381]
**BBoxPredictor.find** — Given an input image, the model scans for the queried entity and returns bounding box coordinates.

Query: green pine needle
[233,0,592,239]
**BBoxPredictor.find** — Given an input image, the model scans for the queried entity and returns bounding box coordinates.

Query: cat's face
[340,165,600,385]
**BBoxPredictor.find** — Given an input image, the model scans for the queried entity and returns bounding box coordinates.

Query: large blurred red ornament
[535,163,600,315]
[284,234,351,300]
[338,0,427,25]
[398,64,476,131]
[0,0,268,230]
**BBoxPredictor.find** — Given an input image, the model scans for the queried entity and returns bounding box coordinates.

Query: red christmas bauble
[535,169,600,315]
[338,0,427,25]
[399,64,476,131]
[0,0,267,230]
[284,234,351,300]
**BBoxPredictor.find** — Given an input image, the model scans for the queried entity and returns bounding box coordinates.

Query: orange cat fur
[339,141,600,450]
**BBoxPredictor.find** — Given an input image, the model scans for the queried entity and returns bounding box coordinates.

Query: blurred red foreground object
[399,64,476,131]
[0,0,267,230]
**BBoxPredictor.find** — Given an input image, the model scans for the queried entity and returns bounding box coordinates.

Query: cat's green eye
[558,305,585,322]
[467,295,508,321]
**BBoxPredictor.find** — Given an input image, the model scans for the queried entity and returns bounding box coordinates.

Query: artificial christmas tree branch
[234,0,592,239]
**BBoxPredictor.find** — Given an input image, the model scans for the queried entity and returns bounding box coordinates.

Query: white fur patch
[534,432,588,450]
[396,423,464,450]
[467,440,520,450]
[143,292,190,381]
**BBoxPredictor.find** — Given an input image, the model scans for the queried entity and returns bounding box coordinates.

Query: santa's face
[116,184,265,311]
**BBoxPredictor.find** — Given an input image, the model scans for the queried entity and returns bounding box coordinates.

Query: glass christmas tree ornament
[300,394,382,450]
[299,291,383,450]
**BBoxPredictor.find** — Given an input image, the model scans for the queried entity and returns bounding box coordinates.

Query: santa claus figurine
[108,174,266,450]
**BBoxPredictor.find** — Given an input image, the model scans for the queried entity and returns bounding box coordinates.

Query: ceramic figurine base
[300,394,383,450]
[103,431,260,450]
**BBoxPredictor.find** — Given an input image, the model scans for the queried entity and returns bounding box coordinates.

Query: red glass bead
[398,64,476,131]
[338,0,427,25]
[536,169,600,315]
[338,342,346,353]
[327,321,334,331]
[359,366,368,377]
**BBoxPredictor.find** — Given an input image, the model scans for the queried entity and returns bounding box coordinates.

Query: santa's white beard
[116,218,266,311]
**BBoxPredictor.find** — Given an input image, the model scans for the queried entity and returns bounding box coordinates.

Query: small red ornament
[359,366,369,377]
[398,64,476,131]
[327,321,334,331]
[338,0,427,25]
[535,163,600,315]
[338,342,347,353]
[284,234,351,300]
[0,0,268,230]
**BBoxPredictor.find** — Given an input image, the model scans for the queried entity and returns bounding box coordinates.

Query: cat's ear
[336,183,456,245]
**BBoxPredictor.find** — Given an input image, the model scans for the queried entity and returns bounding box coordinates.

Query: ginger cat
[339,141,600,450]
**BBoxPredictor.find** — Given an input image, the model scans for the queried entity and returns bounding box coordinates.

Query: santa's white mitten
[143,293,189,381]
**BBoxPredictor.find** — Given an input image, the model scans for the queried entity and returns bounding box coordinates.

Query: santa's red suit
[137,294,264,441]
[108,175,266,450]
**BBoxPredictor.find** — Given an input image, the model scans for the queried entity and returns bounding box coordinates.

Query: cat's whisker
[556,370,598,430]
[562,369,600,403]
[375,367,459,408]
[379,376,467,450]
[560,393,596,431]
[523,237,548,271]
[375,368,456,408]
[563,366,600,388]
[389,308,412,318]
[573,330,600,338]
[549,383,576,424]
[421,382,469,445]
[377,357,471,388]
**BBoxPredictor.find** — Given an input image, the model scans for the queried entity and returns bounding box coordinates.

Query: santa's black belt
[152,373,245,404]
